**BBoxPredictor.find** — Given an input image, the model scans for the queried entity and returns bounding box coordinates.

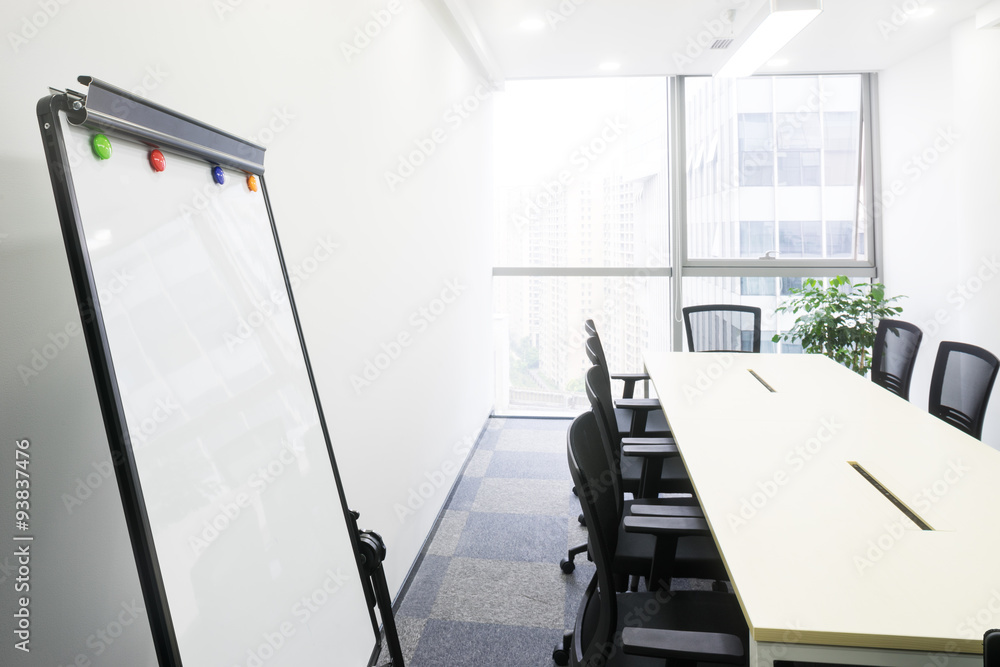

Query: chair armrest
[622,444,678,458]
[615,398,662,412]
[611,372,650,382]
[622,627,744,662]
[621,437,673,446]
[623,515,710,536]
[611,372,650,398]
[630,503,703,518]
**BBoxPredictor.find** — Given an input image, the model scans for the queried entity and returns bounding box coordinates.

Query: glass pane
[494,78,669,268]
[685,75,867,261]
[493,276,670,415]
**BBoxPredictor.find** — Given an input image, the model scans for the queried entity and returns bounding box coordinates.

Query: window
[493,78,669,414]
[493,74,878,415]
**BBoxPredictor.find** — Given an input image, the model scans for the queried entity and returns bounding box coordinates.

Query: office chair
[553,411,747,667]
[928,341,1000,440]
[584,319,649,398]
[562,365,714,576]
[682,304,762,353]
[871,319,923,400]
[585,335,669,438]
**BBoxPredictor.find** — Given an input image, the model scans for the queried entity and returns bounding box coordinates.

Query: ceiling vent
[711,38,734,49]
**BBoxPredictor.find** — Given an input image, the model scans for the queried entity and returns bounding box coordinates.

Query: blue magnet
[212,165,225,185]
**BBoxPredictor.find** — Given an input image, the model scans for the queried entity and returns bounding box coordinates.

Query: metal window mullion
[865,72,883,279]
[669,76,688,352]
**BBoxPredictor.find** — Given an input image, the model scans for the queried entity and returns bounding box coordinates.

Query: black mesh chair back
[682,305,762,353]
[566,411,628,665]
[929,341,1000,440]
[585,335,608,373]
[584,365,626,510]
[566,412,746,666]
[871,319,923,400]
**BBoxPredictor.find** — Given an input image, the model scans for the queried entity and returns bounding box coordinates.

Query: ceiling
[453,0,988,80]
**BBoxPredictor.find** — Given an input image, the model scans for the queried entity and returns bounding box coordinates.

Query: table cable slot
[748,369,776,393]
[849,462,934,530]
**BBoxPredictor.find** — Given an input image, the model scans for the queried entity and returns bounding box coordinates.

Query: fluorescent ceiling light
[913,8,935,18]
[599,61,621,71]
[519,17,546,31]
[716,0,822,78]
[767,58,790,67]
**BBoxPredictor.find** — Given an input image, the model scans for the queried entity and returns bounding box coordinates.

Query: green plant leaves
[771,276,906,376]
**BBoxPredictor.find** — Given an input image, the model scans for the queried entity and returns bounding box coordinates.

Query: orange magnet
[247,174,258,192]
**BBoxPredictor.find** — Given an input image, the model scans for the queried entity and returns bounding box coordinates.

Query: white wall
[880,19,1000,447]
[0,0,493,664]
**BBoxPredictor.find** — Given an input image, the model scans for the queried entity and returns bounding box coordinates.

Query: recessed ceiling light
[768,58,790,67]
[599,61,621,71]
[519,17,546,31]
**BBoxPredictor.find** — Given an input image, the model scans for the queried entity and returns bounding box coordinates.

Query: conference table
[642,351,1000,667]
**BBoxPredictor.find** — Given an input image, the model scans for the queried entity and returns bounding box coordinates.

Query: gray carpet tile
[454,512,571,563]
[429,557,567,629]
[471,477,571,516]
[444,475,481,512]
[425,510,469,558]
[484,449,571,480]
[495,428,567,453]
[408,619,561,667]
[462,449,494,477]
[387,417,591,666]
[505,418,575,431]
[397,554,451,619]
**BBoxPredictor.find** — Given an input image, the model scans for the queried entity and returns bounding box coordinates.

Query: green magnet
[92,134,112,160]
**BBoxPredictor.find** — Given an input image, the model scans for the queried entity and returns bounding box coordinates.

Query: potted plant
[771,276,905,376]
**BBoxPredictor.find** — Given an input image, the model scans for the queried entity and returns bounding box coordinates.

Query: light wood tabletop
[644,351,1000,665]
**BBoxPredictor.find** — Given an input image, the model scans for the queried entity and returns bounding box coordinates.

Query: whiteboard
[48,104,375,666]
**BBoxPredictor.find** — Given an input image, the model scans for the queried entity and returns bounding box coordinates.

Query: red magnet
[149,149,166,172]
[247,174,258,192]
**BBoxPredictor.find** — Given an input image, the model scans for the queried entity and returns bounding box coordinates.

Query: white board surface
[58,109,374,667]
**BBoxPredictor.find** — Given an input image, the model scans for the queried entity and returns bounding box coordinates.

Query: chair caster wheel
[712,580,728,592]
[572,485,578,497]
[552,647,569,665]
[560,559,575,574]
[578,513,586,526]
